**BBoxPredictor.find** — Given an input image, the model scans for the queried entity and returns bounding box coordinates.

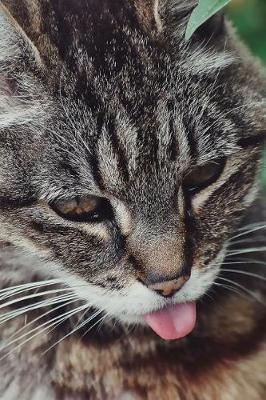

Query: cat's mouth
[55,262,218,341]
[144,302,196,340]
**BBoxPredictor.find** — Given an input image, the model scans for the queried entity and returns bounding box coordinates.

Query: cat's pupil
[50,196,113,223]
[184,159,226,193]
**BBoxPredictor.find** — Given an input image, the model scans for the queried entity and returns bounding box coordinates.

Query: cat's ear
[0,3,43,70]
[154,0,226,43]
[0,4,48,131]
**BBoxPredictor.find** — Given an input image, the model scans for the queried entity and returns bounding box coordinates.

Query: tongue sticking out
[144,302,196,340]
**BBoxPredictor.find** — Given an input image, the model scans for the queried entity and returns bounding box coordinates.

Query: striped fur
[0,1,266,399]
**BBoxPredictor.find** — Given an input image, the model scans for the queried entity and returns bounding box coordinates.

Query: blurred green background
[227,0,266,185]
[229,0,266,62]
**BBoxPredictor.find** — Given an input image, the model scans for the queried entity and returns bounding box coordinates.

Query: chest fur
[1,319,266,400]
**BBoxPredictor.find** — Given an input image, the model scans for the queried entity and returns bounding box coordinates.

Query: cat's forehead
[43,86,240,205]
[37,0,163,76]
[48,2,241,168]
[56,43,239,172]
[12,0,240,164]
[3,0,262,202]
[54,68,241,175]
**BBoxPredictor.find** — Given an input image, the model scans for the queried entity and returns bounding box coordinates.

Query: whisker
[216,276,265,306]
[220,268,266,281]
[212,259,266,268]
[94,313,113,336]
[229,236,266,246]
[0,288,73,310]
[237,222,266,232]
[223,258,266,266]
[105,313,120,336]
[0,286,71,301]
[42,307,103,355]
[227,247,266,257]
[0,304,88,361]
[0,279,63,298]
[212,261,244,267]
[5,297,79,342]
[0,293,77,325]
[201,291,215,303]
[69,307,89,332]
[81,311,113,339]
[0,281,87,302]
[213,281,244,297]
[231,224,266,240]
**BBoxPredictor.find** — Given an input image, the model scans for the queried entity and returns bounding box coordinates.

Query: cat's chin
[115,313,147,325]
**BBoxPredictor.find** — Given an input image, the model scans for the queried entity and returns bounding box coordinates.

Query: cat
[0,0,266,399]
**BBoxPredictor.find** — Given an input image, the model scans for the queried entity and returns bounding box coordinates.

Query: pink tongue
[144,302,196,340]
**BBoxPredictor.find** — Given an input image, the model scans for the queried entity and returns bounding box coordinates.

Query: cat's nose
[139,274,190,298]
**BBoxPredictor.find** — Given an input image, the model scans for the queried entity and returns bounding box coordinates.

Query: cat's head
[0,0,265,337]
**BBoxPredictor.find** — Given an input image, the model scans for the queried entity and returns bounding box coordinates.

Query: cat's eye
[183,159,226,193]
[50,195,114,223]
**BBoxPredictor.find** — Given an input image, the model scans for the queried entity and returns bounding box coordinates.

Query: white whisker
[6,297,79,342]
[0,303,88,361]
[0,288,73,310]
[220,269,266,281]
[94,313,112,335]
[213,281,244,297]
[231,224,266,240]
[229,236,265,246]
[212,259,266,268]
[223,258,266,266]
[237,222,266,232]
[82,311,112,339]
[42,307,103,355]
[216,276,265,306]
[0,279,63,298]
[0,293,77,325]
[227,247,266,257]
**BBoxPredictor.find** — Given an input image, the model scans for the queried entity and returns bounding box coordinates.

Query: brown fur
[131,0,161,35]
[1,288,266,400]
[0,1,266,399]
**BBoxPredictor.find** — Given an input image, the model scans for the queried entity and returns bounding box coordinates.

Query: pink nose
[140,275,190,298]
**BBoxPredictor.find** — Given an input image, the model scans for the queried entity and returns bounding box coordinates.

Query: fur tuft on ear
[0,4,42,69]
[153,0,195,33]
[0,4,50,131]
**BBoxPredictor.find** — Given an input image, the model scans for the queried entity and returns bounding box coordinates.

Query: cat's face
[0,0,265,328]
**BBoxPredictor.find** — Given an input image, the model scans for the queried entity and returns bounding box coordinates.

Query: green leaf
[185,0,231,41]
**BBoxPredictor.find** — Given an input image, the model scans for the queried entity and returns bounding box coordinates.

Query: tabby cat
[0,0,266,399]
